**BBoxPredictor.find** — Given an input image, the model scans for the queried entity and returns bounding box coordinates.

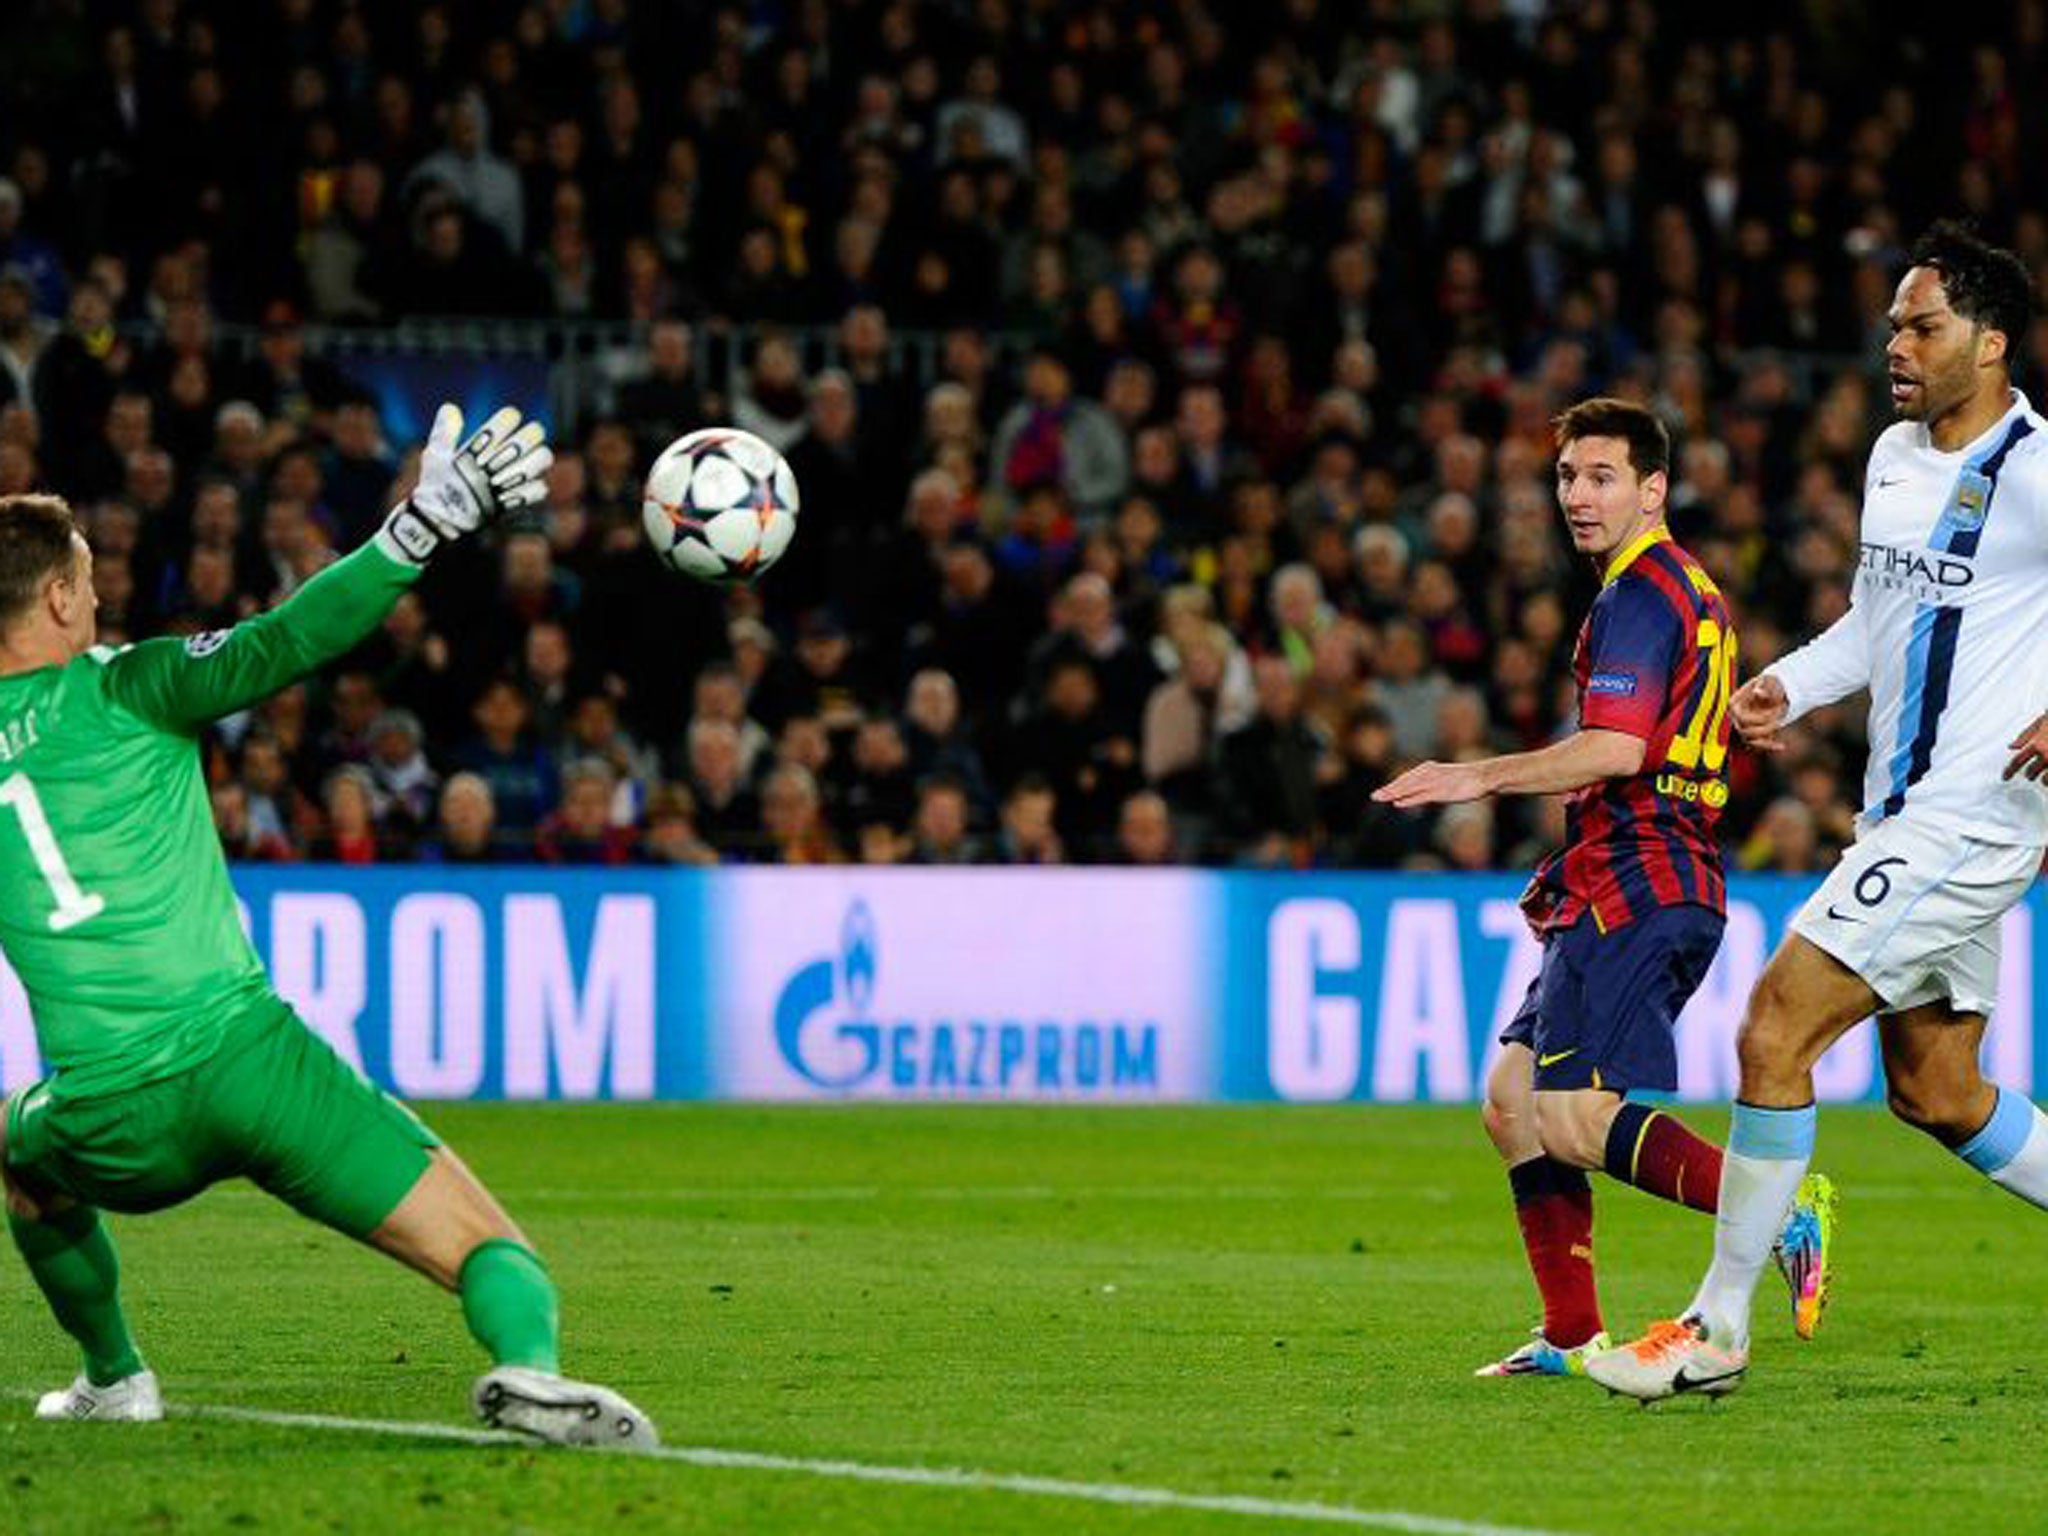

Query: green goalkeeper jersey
[0,542,418,1099]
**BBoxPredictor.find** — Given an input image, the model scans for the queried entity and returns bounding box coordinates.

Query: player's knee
[1736,977,1808,1081]
[1480,1095,1516,1155]
[1481,1055,1537,1159]
[1,1149,38,1222]
[1739,964,1798,1043]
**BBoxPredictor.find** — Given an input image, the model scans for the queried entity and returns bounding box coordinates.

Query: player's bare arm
[1374,728,1645,809]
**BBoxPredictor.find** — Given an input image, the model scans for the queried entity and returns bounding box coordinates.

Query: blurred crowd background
[3,0,2046,869]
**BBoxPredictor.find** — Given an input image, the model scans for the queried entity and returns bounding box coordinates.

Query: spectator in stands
[782,608,876,734]
[1267,563,1334,678]
[405,92,523,256]
[451,678,559,838]
[356,590,462,746]
[1738,796,1823,875]
[682,718,760,857]
[758,765,845,866]
[519,618,580,747]
[1319,705,1411,868]
[1031,571,1161,740]
[536,761,637,866]
[364,709,438,845]
[683,659,770,782]
[989,347,1129,520]
[1113,790,1181,866]
[1027,655,1139,852]
[1432,800,1498,873]
[991,775,1065,866]
[303,159,398,323]
[839,716,917,836]
[900,668,992,818]
[314,669,383,779]
[937,55,1029,171]
[641,783,718,867]
[212,780,295,863]
[1371,618,1452,761]
[322,398,398,547]
[238,732,314,854]
[1215,656,1326,867]
[733,331,809,454]
[562,692,657,827]
[0,179,63,318]
[0,266,52,414]
[310,765,382,864]
[420,773,503,865]
[837,305,915,490]
[1142,619,1250,819]
[905,774,982,865]
[614,319,704,460]
[779,369,867,619]
[238,301,350,442]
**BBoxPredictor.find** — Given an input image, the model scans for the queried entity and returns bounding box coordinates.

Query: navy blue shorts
[1500,905,1725,1093]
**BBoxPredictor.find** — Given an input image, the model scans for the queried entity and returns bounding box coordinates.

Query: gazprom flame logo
[842,900,876,1013]
[774,900,882,1088]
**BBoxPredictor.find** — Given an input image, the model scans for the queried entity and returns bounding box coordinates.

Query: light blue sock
[1687,1101,1817,1349]
[1956,1087,2048,1210]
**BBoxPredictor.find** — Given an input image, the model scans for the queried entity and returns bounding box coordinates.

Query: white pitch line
[202,1184,1396,1203]
[506,1185,1382,1203]
[201,1180,1981,1205]
[160,1400,1581,1536]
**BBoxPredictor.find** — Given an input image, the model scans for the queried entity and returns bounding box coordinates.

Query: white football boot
[1474,1328,1612,1378]
[473,1366,659,1450]
[34,1369,163,1422]
[1585,1316,1748,1401]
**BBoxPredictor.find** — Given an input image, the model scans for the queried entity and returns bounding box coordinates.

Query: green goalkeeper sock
[459,1238,561,1373]
[9,1205,146,1387]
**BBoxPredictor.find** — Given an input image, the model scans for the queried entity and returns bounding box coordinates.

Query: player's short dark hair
[1909,220,2036,348]
[1551,397,1671,480]
[0,494,82,628]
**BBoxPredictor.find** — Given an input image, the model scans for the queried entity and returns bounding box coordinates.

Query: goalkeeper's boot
[473,1366,659,1450]
[1474,1327,1611,1378]
[1772,1172,1837,1341]
[1585,1316,1746,1401]
[34,1369,163,1422]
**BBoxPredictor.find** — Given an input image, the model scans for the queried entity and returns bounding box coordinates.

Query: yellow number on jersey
[1665,618,1737,774]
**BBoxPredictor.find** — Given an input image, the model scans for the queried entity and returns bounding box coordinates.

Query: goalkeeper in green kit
[0,403,655,1449]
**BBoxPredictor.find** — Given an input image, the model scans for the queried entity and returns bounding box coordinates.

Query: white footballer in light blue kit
[1770,388,2048,844]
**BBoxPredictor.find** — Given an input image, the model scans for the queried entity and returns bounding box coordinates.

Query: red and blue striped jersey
[1529,528,1736,934]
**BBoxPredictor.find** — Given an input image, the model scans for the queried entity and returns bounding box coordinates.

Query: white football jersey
[1769,389,2048,847]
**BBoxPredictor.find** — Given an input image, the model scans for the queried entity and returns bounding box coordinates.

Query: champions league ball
[641,428,801,585]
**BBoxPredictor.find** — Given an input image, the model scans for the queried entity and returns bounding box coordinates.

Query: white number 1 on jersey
[0,774,106,931]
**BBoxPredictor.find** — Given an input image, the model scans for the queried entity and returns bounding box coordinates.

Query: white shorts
[1791,813,2041,1016]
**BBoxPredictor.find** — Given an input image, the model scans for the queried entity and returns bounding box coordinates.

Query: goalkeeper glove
[376,403,553,566]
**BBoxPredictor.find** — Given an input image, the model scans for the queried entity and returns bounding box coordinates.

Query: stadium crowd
[2,0,2047,868]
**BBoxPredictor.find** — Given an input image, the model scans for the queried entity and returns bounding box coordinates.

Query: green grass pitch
[4,1103,2047,1535]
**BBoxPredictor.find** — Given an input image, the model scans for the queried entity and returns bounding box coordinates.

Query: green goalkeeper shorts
[4,997,440,1239]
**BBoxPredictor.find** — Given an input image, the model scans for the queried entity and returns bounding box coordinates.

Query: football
[641,427,801,585]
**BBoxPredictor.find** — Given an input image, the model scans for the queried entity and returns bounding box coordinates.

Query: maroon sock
[1508,1157,1602,1347]
[1604,1103,1722,1214]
